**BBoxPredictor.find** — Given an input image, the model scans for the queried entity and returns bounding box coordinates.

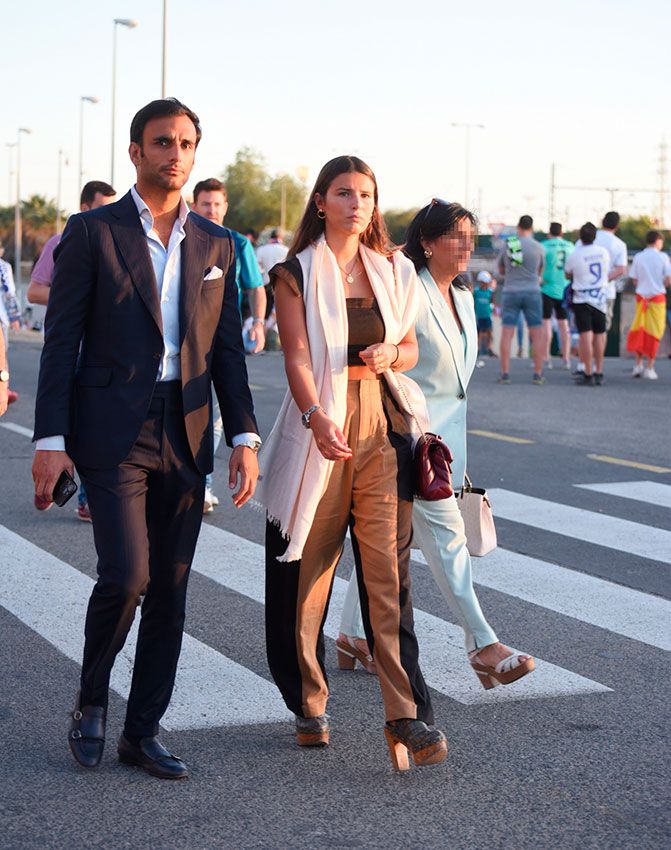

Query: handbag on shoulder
[457,473,497,556]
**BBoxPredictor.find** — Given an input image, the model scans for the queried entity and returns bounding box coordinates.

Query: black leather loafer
[68,691,106,768]
[117,734,188,780]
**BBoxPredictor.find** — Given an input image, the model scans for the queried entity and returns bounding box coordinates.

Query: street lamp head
[82,96,99,104]
[18,128,31,135]
[114,18,139,28]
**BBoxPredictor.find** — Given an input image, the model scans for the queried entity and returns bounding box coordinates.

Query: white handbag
[457,474,497,557]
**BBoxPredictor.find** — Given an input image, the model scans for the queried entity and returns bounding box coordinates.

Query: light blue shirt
[130,185,189,382]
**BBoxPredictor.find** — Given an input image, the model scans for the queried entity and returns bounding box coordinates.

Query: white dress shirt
[37,187,260,452]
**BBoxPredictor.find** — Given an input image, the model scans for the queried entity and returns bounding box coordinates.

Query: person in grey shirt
[497,214,545,383]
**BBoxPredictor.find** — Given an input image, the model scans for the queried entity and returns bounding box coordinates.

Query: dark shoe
[117,734,188,780]
[594,373,604,386]
[532,373,545,385]
[68,691,106,768]
[575,373,595,386]
[295,714,329,747]
[384,719,447,771]
[498,373,511,384]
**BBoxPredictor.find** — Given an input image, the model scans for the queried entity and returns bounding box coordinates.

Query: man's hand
[248,320,266,354]
[228,445,259,508]
[32,450,74,508]
[0,382,7,417]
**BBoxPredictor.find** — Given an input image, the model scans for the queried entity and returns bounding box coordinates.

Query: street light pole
[161,0,167,97]
[79,95,100,200]
[56,149,67,234]
[14,128,31,288]
[5,142,16,206]
[111,18,139,186]
[451,122,485,208]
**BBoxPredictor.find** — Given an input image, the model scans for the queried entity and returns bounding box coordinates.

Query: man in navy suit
[32,99,260,779]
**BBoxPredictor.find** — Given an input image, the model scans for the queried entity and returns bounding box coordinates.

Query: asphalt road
[1,337,669,850]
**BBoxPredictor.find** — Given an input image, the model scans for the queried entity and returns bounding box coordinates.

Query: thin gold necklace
[338,256,360,284]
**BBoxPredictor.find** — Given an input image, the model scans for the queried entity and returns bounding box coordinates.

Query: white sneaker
[475,359,485,369]
[210,492,220,506]
[642,367,658,380]
[203,487,215,514]
[632,363,644,377]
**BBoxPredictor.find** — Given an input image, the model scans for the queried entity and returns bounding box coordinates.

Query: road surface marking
[411,548,671,651]
[0,525,290,730]
[468,429,535,445]
[194,524,612,705]
[587,454,671,475]
[0,422,33,438]
[488,489,671,565]
[575,480,671,511]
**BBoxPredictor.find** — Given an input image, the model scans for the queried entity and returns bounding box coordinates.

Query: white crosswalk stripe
[488,489,671,564]
[575,480,671,511]
[193,525,612,705]
[0,525,290,730]
[0,422,33,438]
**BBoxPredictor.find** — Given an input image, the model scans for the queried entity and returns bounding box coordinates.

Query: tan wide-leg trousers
[266,379,433,724]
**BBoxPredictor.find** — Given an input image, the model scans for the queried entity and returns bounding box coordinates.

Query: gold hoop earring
[424,248,433,258]
[317,209,326,220]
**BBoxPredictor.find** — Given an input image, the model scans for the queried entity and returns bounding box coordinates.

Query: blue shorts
[501,290,543,328]
[477,317,492,332]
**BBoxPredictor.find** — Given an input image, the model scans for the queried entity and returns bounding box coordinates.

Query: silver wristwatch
[0,369,9,383]
[301,404,323,429]
[237,438,262,453]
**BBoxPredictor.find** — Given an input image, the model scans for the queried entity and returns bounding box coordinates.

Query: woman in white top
[338,200,535,690]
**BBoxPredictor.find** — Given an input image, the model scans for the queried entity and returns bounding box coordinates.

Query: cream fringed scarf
[255,236,430,562]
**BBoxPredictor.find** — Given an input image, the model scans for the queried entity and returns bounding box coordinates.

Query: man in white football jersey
[564,222,611,386]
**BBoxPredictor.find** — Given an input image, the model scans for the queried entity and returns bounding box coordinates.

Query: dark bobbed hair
[80,180,115,207]
[130,98,202,148]
[193,178,227,203]
[289,155,392,257]
[403,201,477,290]
[646,229,663,245]
[518,214,533,230]
[580,222,597,244]
[602,211,620,230]
[549,222,562,237]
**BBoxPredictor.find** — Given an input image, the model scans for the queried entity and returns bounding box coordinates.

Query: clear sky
[3,0,669,231]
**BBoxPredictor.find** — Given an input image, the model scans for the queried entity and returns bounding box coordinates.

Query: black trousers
[77,382,205,738]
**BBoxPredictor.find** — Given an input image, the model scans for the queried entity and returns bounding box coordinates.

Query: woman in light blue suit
[338,200,534,689]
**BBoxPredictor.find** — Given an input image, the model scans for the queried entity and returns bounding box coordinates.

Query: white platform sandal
[468,647,535,690]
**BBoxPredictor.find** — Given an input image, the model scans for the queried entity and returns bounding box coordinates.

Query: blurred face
[315,172,375,238]
[80,192,116,212]
[423,216,475,274]
[129,114,197,192]
[192,190,228,225]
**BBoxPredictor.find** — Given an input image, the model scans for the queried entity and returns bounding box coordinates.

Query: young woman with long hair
[255,156,447,771]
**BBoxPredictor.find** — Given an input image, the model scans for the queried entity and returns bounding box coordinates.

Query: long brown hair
[289,155,393,257]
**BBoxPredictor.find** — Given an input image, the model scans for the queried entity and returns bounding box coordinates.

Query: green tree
[616,216,667,251]
[221,147,306,233]
[383,208,420,245]
[0,195,64,262]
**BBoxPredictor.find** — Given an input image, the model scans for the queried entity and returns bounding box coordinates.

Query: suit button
[457,393,465,400]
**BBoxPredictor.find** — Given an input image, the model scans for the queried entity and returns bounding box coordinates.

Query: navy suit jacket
[34,190,258,473]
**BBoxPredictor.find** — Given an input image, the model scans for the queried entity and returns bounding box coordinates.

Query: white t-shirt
[595,230,628,299]
[565,243,611,313]
[630,247,671,299]
[255,241,289,285]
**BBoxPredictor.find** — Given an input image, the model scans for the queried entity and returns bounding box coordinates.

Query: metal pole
[14,129,30,287]
[78,97,84,200]
[56,149,63,234]
[280,177,287,231]
[162,0,167,97]
[111,23,117,185]
[6,143,15,206]
[549,162,556,222]
[464,125,470,207]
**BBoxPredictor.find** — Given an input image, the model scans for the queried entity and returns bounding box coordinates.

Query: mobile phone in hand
[53,470,78,507]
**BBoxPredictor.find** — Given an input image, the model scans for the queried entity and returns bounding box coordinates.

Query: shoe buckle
[72,710,83,721]
[70,729,82,740]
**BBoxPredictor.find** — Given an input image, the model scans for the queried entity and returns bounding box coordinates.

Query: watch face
[0,369,9,382]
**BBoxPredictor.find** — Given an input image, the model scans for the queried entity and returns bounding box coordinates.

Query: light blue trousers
[339,494,498,654]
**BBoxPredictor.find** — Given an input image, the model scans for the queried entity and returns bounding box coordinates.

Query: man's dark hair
[580,222,597,244]
[80,181,116,208]
[646,229,663,245]
[130,98,202,148]
[602,211,620,230]
[518,214,533,230]
[549,222,562,237]
[270,229,280,240]
[193,178,227,203]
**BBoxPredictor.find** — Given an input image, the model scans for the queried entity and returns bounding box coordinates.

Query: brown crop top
[270,259,386,366]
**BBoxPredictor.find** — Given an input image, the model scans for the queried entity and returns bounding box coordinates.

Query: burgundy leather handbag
[413,432,454,501]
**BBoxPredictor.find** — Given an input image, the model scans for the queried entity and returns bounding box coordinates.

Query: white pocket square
[204,266,224,280]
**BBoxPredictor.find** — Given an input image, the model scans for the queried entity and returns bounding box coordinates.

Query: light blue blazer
[407,268,478,488]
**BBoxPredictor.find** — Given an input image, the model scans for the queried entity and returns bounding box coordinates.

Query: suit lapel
[179,217,211,346]
[109,192,163,335]
[453,286,478,383]
[419,269,467,391]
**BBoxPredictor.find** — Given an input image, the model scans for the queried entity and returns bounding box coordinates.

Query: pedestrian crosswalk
[0,477,669,729]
